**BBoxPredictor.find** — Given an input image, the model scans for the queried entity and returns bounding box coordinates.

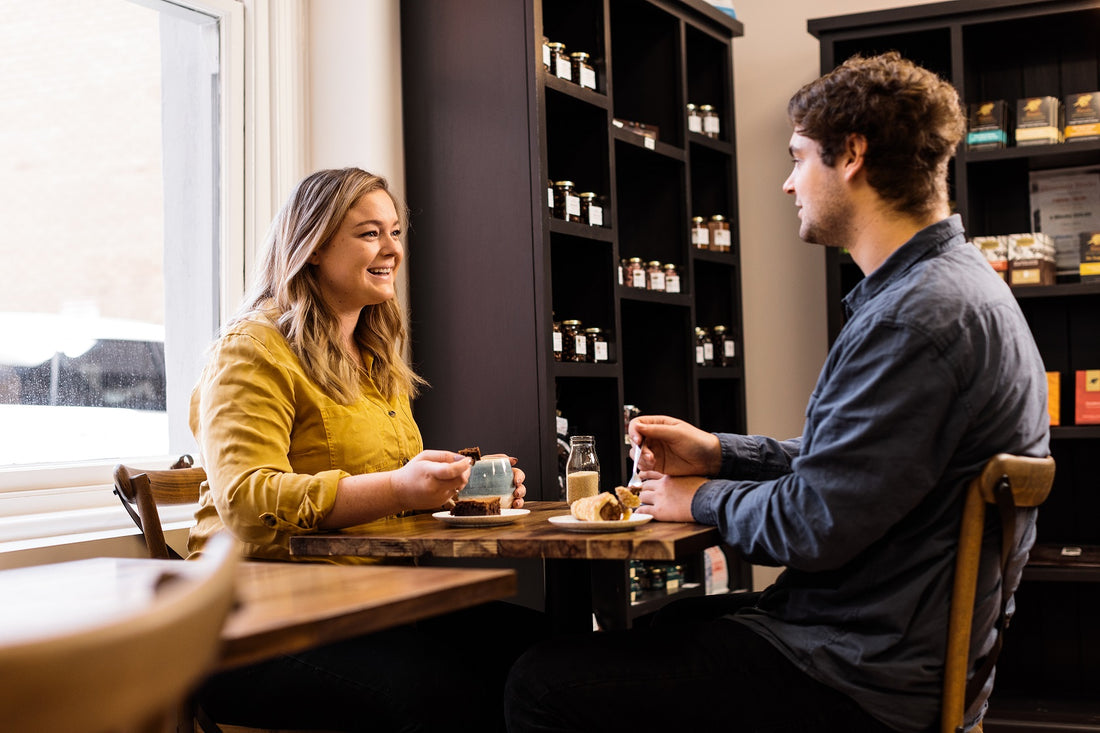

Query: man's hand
[634,472,706,522]
[629,415,722,477]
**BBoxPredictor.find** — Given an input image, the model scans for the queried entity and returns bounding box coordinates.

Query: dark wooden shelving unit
[809,2,1100,729]
[400,0,751,618]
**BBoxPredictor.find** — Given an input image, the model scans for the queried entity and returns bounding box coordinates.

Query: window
[0,0,248,547]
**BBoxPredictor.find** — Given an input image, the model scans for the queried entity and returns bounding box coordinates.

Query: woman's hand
[483,453,526,508]
[391,450,473,511]
[629,415,722,478]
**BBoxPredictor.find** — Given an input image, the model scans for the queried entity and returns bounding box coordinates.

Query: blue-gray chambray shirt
[692,215,1049,733]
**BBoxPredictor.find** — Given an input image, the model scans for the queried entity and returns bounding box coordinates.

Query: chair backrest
[114,454,207,559]
[942,453,1055,733]
[0,532,239,733]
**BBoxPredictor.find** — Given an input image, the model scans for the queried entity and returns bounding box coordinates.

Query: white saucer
[432,508,529,527]
[547,512,653,533]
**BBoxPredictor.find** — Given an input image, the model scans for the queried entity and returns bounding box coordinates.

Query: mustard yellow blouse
[187,314,423,562]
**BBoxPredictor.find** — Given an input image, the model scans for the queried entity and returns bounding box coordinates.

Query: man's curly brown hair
[787,51,964,219]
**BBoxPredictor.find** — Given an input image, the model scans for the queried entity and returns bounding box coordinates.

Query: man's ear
[841,133,867,181]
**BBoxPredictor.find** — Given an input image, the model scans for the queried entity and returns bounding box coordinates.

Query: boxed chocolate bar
[1065,92,1100,142]
[1081,231,1100,282]
[1008,232,1057,286]
[1016,96,1063,146]
[967,100,1011,150]
[971,235,1008,279]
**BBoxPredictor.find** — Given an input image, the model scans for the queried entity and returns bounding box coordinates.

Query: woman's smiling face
[310,188,404,315]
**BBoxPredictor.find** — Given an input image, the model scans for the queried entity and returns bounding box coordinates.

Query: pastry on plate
[451,496,501,516]
[570,492,630,522]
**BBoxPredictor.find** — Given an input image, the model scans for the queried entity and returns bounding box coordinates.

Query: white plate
[547,512,653,533]
[432,508,530,527]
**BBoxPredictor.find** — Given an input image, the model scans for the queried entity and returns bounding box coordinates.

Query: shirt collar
[842,214,965,317]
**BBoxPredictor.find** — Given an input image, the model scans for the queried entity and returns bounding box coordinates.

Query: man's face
[782,131,851,247]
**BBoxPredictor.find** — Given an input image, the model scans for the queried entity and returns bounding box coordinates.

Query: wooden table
[290,501,723,631]
[0,557,517,671]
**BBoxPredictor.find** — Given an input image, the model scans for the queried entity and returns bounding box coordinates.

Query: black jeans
[201,601,544,733]
[504,593,899,733]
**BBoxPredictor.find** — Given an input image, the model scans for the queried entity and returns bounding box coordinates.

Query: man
[504,52,1048,733]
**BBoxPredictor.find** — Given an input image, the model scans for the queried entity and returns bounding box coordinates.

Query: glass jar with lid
[712,325,735,367]
[699,104,720,138]
[570,51,596,91]
[553,181,581,222]
[585,327,609,363]
[708,215,731,252]
[561,319,585,362]
[578,192,603,227]
[646,260,665,291]
[552,320,563,361]
[626,257,646,289]
[690,216,709,250]
[541,37,551,71]
[662,263,680,293]
[548,42,571,81]
[701,327,714,366]
[687,103,702,134]
[694,327,706,366]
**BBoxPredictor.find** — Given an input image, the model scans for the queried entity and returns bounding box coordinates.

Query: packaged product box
[1047,371,1060,426]
[1081,232,1100,282]
[1016,96,1064,146]
[1008,232,1057,286]
[1075,370,1100,425]
[971,235,1008,279]
[1065,92,1100,142]
[967,100,1011,150]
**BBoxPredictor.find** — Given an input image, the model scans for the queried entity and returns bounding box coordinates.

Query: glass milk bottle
[566,435,600,505]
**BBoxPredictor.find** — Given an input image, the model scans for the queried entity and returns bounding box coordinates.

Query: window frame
[0,0,307,553]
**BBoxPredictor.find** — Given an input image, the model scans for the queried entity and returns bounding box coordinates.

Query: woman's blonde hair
[233,167,426,403]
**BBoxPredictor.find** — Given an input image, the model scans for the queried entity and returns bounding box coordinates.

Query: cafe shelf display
[401,0,750,613]
[809,1,1100,727]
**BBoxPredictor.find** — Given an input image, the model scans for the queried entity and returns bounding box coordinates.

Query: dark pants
[504,592,899,733]
[201,601,544,733]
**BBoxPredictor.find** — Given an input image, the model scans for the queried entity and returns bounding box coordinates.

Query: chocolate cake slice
[457,446,482,462]
[451,496,501,516]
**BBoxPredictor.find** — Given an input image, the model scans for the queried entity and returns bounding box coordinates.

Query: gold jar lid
[578,192,597,200]
[691,216,707,224]
[569,51,590,61]
[562,319,582,326]
[686,103,697,111]
[662,263,677,271]
[548,42,566,51]
[712,325,727,334]
[647,260,662,268]
[554,180,575,189]
[699,104,715,112]
[709,214,727,222]
[628,257,643,263]
[584,327,602,335]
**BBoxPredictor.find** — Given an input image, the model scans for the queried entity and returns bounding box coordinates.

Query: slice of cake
[451,496,501,516]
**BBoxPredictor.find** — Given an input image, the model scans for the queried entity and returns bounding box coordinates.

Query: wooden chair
[114,454,207,559]
[942,453,1056,733]
[0,532,239,733]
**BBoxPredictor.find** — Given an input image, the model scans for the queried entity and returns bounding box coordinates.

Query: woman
[188,167,524,562]
[190,168,531,731]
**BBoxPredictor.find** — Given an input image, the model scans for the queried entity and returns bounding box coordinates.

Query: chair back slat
[113,457,207,560]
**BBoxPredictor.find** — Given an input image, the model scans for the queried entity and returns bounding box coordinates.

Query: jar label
[587,205,603,227]
[580,66,596,90]
[548,187,554,209]
[644,136,655,150]
[631,270,646,288]
[714,229,731,246]
[704,343,714,360]
[566,195,580,217]
[696,346,705,365]
[649,271,665,290]
[594,342,608,361]
[692,227,709,246]
[704,116,720,134]
[575,335,587,355]
[556,57,572,80]
[543,44,552,69]
[688,115,703,133]
[553,331,562,352]
[724,340,735,358]
[666,274,680,293]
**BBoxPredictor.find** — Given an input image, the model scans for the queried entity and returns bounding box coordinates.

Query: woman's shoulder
[218,310,293,361]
